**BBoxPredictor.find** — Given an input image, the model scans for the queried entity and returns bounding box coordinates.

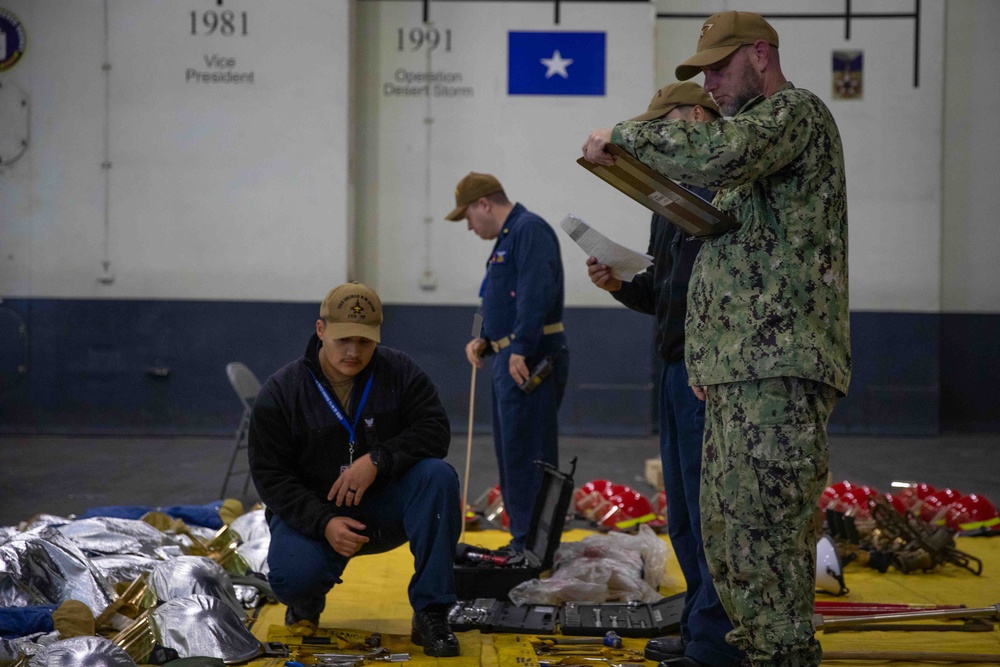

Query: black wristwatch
[369,446,389,472]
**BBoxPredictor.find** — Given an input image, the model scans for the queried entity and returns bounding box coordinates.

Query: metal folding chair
[221,362,261,499]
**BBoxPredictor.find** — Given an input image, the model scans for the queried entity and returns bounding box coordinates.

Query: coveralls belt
[489,322,565,353]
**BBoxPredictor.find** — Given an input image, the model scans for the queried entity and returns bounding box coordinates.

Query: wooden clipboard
[577,143,738,238]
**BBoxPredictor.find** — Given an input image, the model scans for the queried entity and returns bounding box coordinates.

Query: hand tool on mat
[531,646,644,662]
[312,647,411,665]
[313,654,410,665]
[822,650,1000,663]
[268,627,381,649]
[539,658,644,667]
[530,632,623,649]
[814,602,1000,632]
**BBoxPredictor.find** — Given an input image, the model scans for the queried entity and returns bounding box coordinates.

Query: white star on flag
[540,50,574,79]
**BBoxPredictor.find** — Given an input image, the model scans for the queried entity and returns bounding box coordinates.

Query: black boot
[659,658,711,667]
[284,606,319,636]
[411,605,460,657]
[645,636,686,661]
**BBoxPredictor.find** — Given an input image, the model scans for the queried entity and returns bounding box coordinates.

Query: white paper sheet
[558,213,653,282]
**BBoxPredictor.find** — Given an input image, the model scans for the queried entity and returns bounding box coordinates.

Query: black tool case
[453,459,576,600]
[447,598,559,633]
[558,593,686,638]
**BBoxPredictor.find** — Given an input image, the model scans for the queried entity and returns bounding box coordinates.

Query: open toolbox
[448,598,558,633]
[447,593,685,637]
[559,593,686,638]
[453,459,576,600]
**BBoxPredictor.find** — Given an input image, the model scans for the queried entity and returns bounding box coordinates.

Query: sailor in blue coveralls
[446,172,569,553]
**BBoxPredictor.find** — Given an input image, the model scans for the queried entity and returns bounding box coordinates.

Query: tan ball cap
[629,81,721,122]
[675,11,779,81]
[445,172,504,221]
[320,282,382,342]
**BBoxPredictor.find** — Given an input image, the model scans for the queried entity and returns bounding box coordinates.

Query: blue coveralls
[479,203,569,551]
[267,459,461,619]
[613,204,741,667]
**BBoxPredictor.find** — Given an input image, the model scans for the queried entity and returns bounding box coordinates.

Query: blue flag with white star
[508,31,606,96]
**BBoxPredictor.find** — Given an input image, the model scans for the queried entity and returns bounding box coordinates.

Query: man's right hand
[465,337,487,368]
[324,516,369,558]
[587,257,622,292]
[581,128,616,165]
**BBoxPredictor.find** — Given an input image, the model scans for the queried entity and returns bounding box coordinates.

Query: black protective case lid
[524,458,577,568]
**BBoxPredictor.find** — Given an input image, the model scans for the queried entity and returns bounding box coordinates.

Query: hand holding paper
[559,214,652,283]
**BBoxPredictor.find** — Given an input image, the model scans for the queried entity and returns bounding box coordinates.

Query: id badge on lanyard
[307,369,374,475]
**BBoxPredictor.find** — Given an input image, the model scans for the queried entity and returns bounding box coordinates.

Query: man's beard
[720,57,765,116]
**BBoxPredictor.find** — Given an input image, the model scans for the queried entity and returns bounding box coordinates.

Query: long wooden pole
[459,364,476,543]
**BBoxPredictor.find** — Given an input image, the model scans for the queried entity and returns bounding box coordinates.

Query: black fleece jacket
[248,335,451,540]
[611,189,711,364]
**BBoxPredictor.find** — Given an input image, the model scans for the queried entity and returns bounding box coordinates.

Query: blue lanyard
[307,368,374,464]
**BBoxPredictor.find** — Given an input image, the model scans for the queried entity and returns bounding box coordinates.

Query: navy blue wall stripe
[0,299,995,435]
[941,313,1000,432]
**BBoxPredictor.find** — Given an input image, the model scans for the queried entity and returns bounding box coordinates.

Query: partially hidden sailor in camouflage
[582,11,850,667]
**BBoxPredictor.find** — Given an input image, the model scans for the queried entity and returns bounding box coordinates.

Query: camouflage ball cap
[629,81,721,121]
[445,172,504,221]
[320,282,382,342]
[675,11,779,81]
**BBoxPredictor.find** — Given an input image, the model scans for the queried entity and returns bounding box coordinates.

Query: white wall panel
[0,0,350,301]
[4,1,981,314]
[354,1,655,306]
[942,1,1000,313]
[0,0,106,297]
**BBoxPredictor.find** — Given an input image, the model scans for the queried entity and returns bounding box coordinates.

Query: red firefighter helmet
[855,485,879,502]
[602,488,660,531]
[820,481,878,512]
[828,480,858,497]
[918,488,962,524]
[577,483,659,531]
[818,486,840,510]
[484,484,510,528]
[464,503,478,525]
[894,482,937,510]
[883,492,909,516]
[819,480,854,510]
[945,494,1000,533]
[654,489,668,524]
[836,490,872,518]
[574,480,626,514]
[823,479,854,498]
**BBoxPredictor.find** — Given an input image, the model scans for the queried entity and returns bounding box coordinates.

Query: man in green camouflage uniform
[582,11,850,667]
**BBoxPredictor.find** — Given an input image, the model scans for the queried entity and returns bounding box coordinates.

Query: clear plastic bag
[508,525,672,605]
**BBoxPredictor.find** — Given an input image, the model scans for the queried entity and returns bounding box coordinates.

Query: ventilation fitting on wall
[0,80,29,170]
[98,0,115,285]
